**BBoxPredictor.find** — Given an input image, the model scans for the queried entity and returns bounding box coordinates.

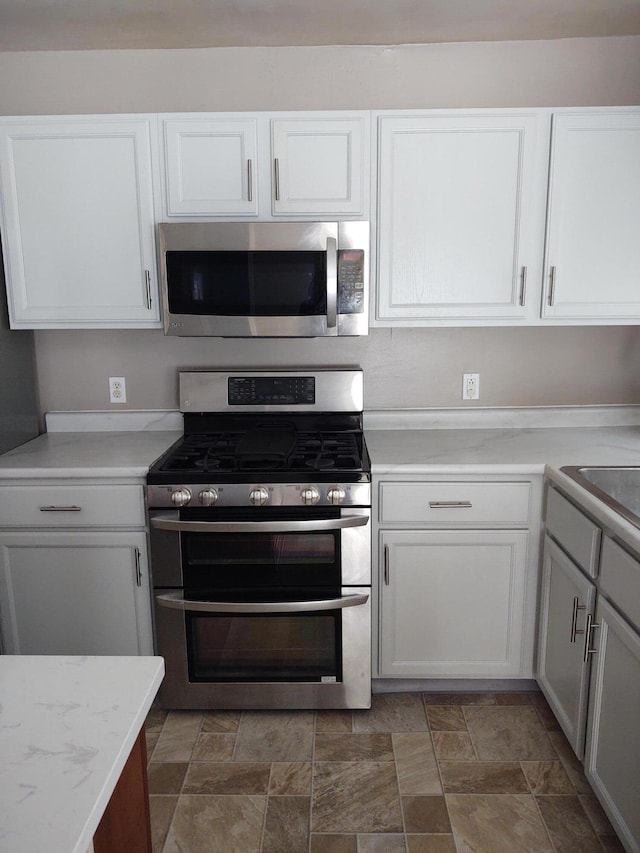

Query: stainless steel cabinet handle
[39,505,82,512]
[583,613,600,663]
[519,266,527,306]
[384,544,390,586]
[134,547,142,587]
[326,236,338,329]
[548,266,556,307]
[144,269,152,309]
[150,515,368,533]
[156,590,368,614]
[247,159,253,202]
[274,157,280,201]
[570,596,586,643]
[428,501,472,509]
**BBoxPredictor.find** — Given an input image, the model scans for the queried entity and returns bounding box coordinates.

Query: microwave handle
[326,236,338,328]
[156,590,369,614]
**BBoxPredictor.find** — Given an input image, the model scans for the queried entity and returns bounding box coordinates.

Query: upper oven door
[158,221,369,337]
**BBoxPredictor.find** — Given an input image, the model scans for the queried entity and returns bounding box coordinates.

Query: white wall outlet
[462,373,480,401]
[109,376,126,404]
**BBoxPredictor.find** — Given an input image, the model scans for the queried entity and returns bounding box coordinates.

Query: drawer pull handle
[570,595,586,643]
[428,501,472,509]
[39,505,82,512]
[583,613,601,663]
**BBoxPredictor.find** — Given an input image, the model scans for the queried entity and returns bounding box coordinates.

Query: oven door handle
[155,591,369,613]
[149,515,368,533]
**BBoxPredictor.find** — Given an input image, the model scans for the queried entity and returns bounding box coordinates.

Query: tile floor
[144,691,625,853]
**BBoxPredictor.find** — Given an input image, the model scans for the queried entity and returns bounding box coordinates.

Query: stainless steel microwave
[158,221,369,337]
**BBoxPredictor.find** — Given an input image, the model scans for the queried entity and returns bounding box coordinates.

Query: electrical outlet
[109,376,126,404]
[462,373,480,401]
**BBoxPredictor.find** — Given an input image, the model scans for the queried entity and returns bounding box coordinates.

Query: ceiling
[1,0,640,52]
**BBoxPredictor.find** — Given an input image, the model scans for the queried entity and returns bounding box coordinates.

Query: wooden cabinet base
[93,729,152,853]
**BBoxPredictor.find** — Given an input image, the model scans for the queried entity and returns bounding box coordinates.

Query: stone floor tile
[521,760,575,794]
[578,793,617,836]
[234,710,314,761]
[269,761,312,795]
[463,706,556,760]
[147,762,188,795]
[312,761,403,833]
[406,835,457,853]
[446,793,553,852]
[315,732,394,761]
[192,731,236,761]
[599,835,627,851]
[422,692,496,706]
[536,795,603,852]
[151,710,203,762]
[402,795,451,833]
[425,705,467,731]
[183,761,271,794]
[316,709,354,732]
[145,708,168,732]
[358,832,407,852]
[494,691,538,705]
[393,732,441,795]
[163,794,266,853]
[439,760,528,793]
[310,834,357,853]
[149,795,177,853]
[262,795,310,853]
[353,693,428,732]
[201,709,241,733]
[145,731,160,759]
[432,731,476,760]
[548,730,592,793]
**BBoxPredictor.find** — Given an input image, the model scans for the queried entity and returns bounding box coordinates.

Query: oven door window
[166,250,327,317]
[186,611,341,683]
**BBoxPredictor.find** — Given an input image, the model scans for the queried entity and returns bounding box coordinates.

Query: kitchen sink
[560,466,640,529]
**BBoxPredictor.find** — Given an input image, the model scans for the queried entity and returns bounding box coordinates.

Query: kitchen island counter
[0,655,164,853]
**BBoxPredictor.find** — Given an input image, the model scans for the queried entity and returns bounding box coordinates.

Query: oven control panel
[228,376,315,406]
[148,481,371,509]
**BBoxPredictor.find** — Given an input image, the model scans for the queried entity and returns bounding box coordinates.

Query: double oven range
[146,369,371,710]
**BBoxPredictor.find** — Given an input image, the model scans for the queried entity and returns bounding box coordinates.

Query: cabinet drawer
[546,487,601,578]
[0,485,145,527]
[379,481,531,525]
[600,537,640,632]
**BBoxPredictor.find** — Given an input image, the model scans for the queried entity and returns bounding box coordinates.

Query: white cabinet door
[375,111,546,323]
[379,529,529,678]
[585,596,640,852]
[0,116,160,328]
[536,536,596,759]
[271,116,367,216]
[542,110,640,320]
[0,531,153,656]
[162,117,258,216]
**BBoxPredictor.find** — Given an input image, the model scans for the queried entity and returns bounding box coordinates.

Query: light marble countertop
[0,430,181,480]
[0,655,164,853]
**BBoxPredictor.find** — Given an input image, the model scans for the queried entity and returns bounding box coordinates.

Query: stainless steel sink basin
[560,466,640,529]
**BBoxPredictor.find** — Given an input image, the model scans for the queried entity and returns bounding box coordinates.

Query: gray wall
[2,36,640,414]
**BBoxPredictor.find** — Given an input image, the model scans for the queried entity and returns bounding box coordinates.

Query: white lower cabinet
[585,596,640,853]
[375,476,539,680]
[0,530,153,656]
[537,535,596,758]
[379,529,529,677]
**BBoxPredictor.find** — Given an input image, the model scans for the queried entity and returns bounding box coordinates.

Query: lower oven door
[154,587,371,710]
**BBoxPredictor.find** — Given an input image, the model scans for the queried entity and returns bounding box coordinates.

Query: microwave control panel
[338,250,365,314]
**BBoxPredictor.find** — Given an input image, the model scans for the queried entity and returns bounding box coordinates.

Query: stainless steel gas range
[146,369,371,710]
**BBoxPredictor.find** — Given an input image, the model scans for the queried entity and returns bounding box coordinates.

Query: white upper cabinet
[162,117,259,216]
[542,110,640,321]
[374,111,548,324]
[160,112,369,219]
[271,116,366,216]
[0,116,161,329]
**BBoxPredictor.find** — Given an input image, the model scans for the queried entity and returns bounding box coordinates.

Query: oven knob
[301,486,320,506]
[198,488,219,507]
[170,487,192,507]
[327,486,346,505]
[249,486,269,506]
